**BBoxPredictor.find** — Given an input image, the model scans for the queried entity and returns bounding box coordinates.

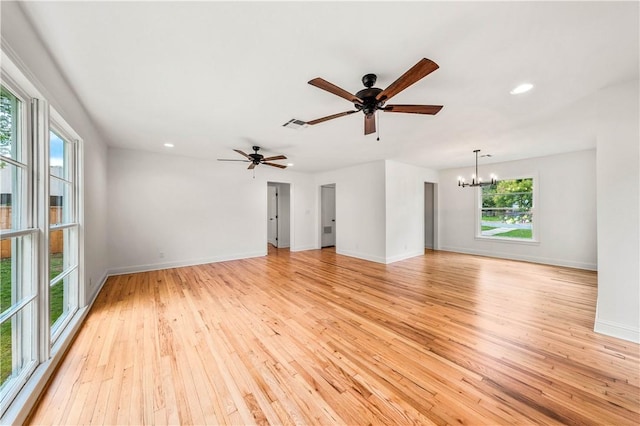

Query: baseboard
[107,251,267,276]
[290,245,316,252]
[439,245,597,271]
[385,250,424,264]
[336,249,386,264]
[594,319,640,344]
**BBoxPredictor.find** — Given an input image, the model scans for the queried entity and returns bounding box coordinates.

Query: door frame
[319,183,336,248]
[267,182,292,249]
[424,181,438,250]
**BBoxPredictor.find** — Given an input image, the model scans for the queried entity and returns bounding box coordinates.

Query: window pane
[50,273,77,332]
[0,86,22,163]
[49,228,75,281]
[50,276,65,326]
[50,131,71,181]
[49,226,77,335]
[481,209,533,238]
[50,179,72,225]
[0,162,27,231]
[0,302,36,389]
[0,235,35,316]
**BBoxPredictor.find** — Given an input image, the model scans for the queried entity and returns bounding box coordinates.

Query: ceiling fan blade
[247,163,256,170]
[307,110,357,126]
[233,149,252,159]
[218,159,250,162]
[262,155,287,161]
[364,114,376,135]
[263,162,287,169]
[376,58,439,103]
[383,105,443,115]
[308,78,363,104]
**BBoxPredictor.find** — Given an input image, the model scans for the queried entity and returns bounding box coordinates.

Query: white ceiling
[18,1,639,173]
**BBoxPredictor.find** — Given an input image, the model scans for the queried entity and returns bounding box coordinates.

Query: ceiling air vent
[282,119,308,130]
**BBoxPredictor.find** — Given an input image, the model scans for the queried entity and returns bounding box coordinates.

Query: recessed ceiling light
[510,83,534,95]
[287,163,294,167]
[163,143,174,148]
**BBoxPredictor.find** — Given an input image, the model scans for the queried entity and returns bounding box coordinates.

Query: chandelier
[458,149,497,187]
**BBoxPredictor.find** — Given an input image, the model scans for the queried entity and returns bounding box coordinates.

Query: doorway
[321,184,336,248]
[424,182,436,249]
[267,182,291,249]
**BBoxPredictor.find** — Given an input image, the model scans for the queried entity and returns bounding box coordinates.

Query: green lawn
[481,226,532,239]
[492,228,532,238]
[0,253,64,386]
[481,216,503,222]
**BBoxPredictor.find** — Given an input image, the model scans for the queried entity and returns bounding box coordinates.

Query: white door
[321,185,336,247]
[267,185,278,247]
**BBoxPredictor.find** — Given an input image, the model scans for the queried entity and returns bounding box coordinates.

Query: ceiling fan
[305,58,443,135]
[217,146,287,170]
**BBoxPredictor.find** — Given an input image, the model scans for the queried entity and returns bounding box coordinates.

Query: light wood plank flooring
[28,249,639,425]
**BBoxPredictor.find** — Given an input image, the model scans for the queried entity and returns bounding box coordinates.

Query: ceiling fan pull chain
[377,110,381,141]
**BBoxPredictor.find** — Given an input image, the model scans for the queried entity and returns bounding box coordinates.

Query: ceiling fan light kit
[458,150,497,188]
[305,57,444,135]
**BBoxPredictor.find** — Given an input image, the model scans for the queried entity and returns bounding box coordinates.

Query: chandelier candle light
[458,149,497,187]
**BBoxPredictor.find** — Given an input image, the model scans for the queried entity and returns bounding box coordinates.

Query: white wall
[439,150,597,270]
[1,1,110,303]
[385,160,439,263]
[595,79,640,343]
[315,160,439,264]
[316,161,387,263]
[107,148,316,273]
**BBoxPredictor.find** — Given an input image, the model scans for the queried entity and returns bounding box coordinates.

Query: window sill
[475,235,540,245]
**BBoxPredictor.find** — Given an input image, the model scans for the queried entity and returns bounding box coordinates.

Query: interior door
[267,185,278,247]
[321,185,336,247]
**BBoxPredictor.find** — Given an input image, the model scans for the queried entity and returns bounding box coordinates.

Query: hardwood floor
[28,249,639,425]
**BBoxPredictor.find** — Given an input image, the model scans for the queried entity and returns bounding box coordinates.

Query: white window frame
[48,111,82,344]
[0,51,84,419]
[0,71,40,417]
[475,174,539,244]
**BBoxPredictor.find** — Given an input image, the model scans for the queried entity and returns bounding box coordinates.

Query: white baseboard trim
[290,245,317,252]
[594,319,640,344]
[385,250,424,264]
[336,249,386,264]
[107,251,267,276]
[439,246,597,271]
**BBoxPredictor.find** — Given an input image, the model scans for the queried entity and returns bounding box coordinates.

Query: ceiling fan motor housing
[355,86,385,116]
[250,146,263,163]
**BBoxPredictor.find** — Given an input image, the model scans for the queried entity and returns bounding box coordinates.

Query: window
[48,128,79,341]
[478,177,535,241]
[0,58,83,417]
[0,84,38,410]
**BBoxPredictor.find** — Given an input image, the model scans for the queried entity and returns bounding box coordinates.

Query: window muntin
[479,178,534,240]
